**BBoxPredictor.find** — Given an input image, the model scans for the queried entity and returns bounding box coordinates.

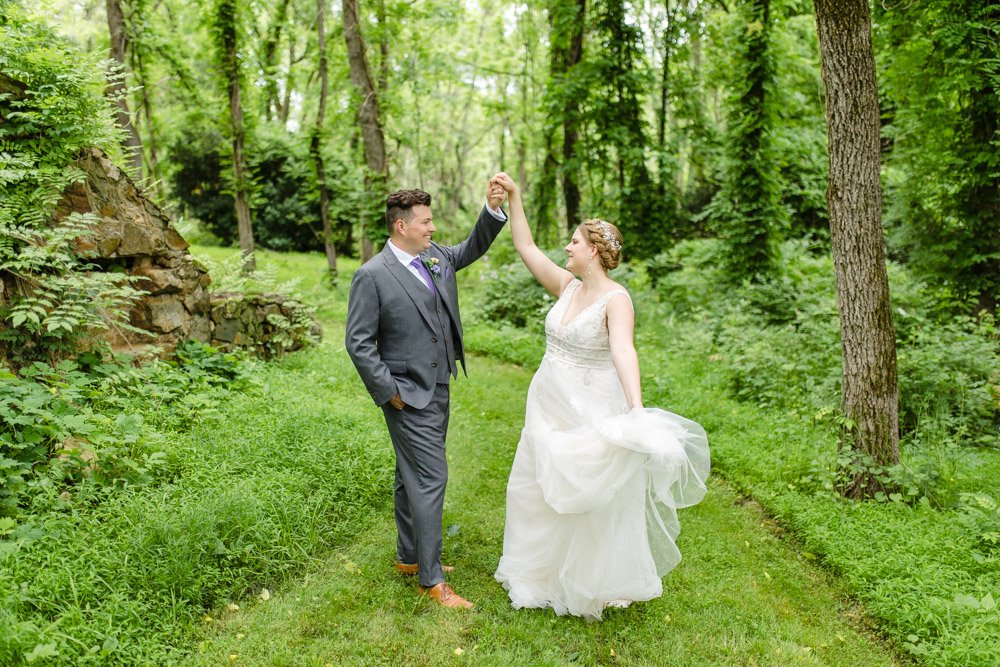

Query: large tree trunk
[814,0,900,498]
[105,0,143,177]
[218,0,256,272]
[311,0,336,277]
[343,0,388,263]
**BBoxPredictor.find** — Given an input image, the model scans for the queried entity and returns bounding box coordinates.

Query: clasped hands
[487,172,518,210]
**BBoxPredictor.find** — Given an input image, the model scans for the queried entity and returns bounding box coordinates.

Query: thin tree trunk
[657,0,676,199]
[219,0,255,272]
[376,0,389,94]
[279,40,295,126]
[343,0,388,263]
[311,0,336,276]
[131,45,160,195]
[263,0,290,122]
[561,0,586,231]
[105,0,143,177]
[814,0,900,498]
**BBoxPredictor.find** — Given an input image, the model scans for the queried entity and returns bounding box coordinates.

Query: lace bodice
[543,280,632,370]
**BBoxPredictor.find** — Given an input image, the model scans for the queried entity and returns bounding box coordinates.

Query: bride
[491,172,711,621]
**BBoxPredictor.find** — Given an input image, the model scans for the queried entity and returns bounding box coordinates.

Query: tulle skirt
[494,355,710,620]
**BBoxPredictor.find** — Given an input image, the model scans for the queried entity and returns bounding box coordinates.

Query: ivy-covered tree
[582,0,660,259]
[211,0,256,271]
[705,0,785,282]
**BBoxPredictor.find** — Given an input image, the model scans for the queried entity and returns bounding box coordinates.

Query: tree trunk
[966,79,1000,314]
[218,0,256,272]
[262,0,290,122]
[656,0,677,200]
[105,0,143,177]
[131,44,160,196]
[376,0,389,94]
[814,0,900,498]
[311,0,336,277]
[279,40,295,126]
[561,0,586,231]
[343,0,388,263]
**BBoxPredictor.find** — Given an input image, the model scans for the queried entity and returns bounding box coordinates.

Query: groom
[345,181,507,609]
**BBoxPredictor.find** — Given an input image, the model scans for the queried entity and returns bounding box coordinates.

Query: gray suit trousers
[381,382,450,587]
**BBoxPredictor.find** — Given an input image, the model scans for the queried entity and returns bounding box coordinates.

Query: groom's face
[395,204,435,255]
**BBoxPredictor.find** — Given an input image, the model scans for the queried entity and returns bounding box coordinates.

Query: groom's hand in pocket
[389,394,406,410]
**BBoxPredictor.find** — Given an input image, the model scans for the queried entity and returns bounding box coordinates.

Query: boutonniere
[422,256,441,279]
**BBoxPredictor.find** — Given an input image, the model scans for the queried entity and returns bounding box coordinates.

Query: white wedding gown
[494,279,710,620]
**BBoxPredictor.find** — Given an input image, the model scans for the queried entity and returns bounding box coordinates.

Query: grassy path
[186,341,902,666]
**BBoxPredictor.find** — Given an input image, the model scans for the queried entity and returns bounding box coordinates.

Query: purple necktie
[409,257,437,295]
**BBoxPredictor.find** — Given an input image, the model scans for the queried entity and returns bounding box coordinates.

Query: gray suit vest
[414,283,457,383]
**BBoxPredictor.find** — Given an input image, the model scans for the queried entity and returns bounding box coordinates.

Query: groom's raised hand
[487,176,507,211]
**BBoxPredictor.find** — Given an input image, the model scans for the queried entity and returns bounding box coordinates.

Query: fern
[0,5,142,368]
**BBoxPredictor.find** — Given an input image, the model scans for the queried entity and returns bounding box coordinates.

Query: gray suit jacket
[345,206,505,410]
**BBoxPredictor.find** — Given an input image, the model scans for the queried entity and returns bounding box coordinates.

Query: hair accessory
[593,220,621,252]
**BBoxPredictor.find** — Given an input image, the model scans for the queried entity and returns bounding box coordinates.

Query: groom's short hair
[386,189,432,233]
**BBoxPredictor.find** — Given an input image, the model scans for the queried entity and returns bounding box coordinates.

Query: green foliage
[652,238,999,453]
[577,0,663,259]
[475,259,554,332]
[957,492,1000,553]
[701,0,786,283]
[0,339,393,665]
[0,343,253,517]
[878,1,1000,310]
[0,6,142,367]
[168,120,361,254]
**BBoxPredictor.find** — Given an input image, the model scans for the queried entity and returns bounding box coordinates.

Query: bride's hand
[491,172,519,197]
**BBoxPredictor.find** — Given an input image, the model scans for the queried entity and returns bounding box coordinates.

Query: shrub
[168,120,361,254]
[476,256,558,331]
[651,237,999,450]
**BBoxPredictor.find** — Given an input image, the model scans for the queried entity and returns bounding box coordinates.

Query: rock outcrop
[52,147,319,357]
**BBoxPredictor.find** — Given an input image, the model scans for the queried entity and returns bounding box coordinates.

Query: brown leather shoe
[418,582,474,609]
[393,562,455,576]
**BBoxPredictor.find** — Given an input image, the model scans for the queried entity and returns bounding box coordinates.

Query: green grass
[189,350,900,667]
[0,279,394,664]
[8,243,956,664]
[184,247,901,666]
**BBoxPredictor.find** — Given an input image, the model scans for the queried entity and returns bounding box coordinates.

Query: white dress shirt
[387,204,507,287]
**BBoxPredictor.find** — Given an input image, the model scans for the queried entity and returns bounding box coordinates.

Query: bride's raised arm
[491,172,573,297]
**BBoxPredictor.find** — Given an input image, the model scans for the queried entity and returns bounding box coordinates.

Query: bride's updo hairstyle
[580,219,623,270]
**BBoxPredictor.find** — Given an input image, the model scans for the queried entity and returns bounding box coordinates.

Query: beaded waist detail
[544,336,615,370]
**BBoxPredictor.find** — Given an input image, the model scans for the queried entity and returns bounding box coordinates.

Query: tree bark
[218,0,256,272]
[279,40,296,126]
[311,0,336,276]
[814,0,900,498]
[131,44,160,195]
[105,0,143,177]
[262,0,291,122]
[561,0,586,231]
[343,0,388,263]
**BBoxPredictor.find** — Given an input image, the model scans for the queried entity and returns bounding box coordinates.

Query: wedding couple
[345,173,710,620]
